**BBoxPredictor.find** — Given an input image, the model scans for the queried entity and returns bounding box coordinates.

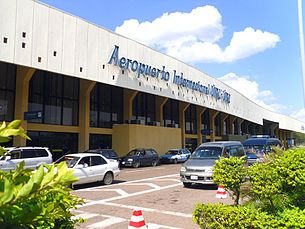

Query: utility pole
[298,0,305,107]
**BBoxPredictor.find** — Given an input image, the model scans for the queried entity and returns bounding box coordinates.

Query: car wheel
[133,161,140,168]
[151,160,158,167]
[183,182,191,188]
[173,159,178,164]
[69,184,74,190]
[103,172,113,185]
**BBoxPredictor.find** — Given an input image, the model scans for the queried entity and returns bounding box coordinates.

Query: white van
[0,147,53,171]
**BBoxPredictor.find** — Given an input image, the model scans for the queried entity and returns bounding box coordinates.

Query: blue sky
[40,0,305,122]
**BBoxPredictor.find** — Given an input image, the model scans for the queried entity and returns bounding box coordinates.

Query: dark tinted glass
[21,149,37,158]
[91,156,103,166]
[36,149,48,157]
[0,62,16,121]
[10,150,21,159]
[28,71,79,126]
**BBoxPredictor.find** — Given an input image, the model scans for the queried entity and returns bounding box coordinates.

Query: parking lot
[72,164,233,229]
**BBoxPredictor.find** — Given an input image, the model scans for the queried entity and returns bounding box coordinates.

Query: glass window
[79,157,90,166]
[163,99,179,127]
[27,131,78,161]
[21,149,36,158]
[145,150,153,156]
[10,150,21,159]
[91,156,106,166]
[90,83,123,128]
[28,70,79,126]
[0,62,16,121]
[185,105,197,134]
[133,92,155,124]
[36,149,48,157]
[89,134,112,149]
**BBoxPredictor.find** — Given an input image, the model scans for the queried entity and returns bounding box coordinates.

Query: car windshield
[56,156,80,168]
[166,150,178,155]
[127,150,141,156]
[191,147,222,159]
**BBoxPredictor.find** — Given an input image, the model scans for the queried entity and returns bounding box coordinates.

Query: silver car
[180,141,246,187]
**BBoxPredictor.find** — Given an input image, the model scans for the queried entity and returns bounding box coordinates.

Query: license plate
[190,175,198,180]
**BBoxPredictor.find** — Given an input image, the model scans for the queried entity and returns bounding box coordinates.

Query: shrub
[0,120,84,228]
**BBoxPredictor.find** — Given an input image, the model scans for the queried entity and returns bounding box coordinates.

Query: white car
[0,147,53,171]
[55,153,120,188]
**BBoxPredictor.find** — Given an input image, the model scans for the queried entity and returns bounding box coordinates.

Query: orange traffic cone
[216,185,227,199]
[128,209,147,229]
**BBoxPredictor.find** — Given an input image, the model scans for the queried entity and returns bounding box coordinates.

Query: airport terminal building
[1,0,305,157]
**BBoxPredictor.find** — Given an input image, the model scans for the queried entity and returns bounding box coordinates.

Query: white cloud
[223,27,280,62]
[218,73,285,112]
[291,108,305,122]
[115,5,280,63]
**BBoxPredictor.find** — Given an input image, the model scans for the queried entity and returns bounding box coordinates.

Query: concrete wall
[112,124,181,156]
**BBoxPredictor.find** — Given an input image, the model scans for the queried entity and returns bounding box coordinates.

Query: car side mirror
[5,155,11,160]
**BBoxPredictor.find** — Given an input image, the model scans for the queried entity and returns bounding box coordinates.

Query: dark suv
[85,149,120,162]
[243,135,281,165]
[121,148,159,168]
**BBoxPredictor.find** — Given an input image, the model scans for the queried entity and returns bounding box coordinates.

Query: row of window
[0,61,258,135]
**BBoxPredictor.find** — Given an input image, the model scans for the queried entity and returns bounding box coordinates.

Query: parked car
[121,148,159,168]
[243,135,281,164]
[246,151,260,166]
[0,147,53,171]
[160,148,191,164]
[180,141,246,187]
[85,149,120,162]
[55,153,120,188]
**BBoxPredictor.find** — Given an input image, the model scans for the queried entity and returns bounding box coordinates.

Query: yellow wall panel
[112,124,181,157]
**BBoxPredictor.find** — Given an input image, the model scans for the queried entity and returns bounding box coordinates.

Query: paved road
[72,164,233,229]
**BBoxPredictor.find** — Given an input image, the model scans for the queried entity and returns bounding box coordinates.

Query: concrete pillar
[269,123,278,137]
[243,121,250,135]
[229,116,237,135]
[13,66,35,146]
[123,89,138,121]
[155,96,168,126]
[78,80,96,152]
[237,118,244,135]
[209,110,219,141]
[220,113,229,135]
[179,102,189,148]
[197,107,206,145]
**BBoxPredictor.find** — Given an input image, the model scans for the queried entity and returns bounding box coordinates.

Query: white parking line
[72,212,99,220]
[80,182,182,207]
[82,188,129,196]
[123,182,161,189]
[87,216,126,229]
[123,167,167,173]
[147,223,183,229]
[73,174,179,192]
[100,202,192,218]
[73,210,186,228]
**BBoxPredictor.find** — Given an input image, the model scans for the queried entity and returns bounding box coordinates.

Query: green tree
[212,156,247,205]
[193,147,305,228]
